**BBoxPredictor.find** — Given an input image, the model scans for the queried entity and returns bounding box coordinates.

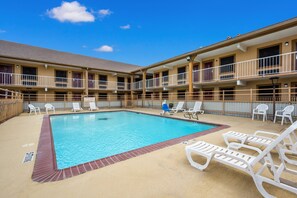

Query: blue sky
[0,0,296,66]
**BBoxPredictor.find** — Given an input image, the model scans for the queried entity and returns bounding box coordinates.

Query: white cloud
[82,45,87,48]
[47,1,95,23]
[98,9,112,18]
[94,45,113,52]
[120,24,131,30]
[0,29,6,33]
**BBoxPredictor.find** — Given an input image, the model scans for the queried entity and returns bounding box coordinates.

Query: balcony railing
[0,73,132,90]
[145,72,188,89]
[132,51,297,90]
[195,51,297,83]
[88,79,130,90]
[0,73,85,89]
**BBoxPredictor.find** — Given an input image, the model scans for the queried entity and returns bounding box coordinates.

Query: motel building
[0,17,297,115]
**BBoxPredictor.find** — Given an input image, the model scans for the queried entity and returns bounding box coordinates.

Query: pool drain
[23,152,34,163]
[97,118,109,120]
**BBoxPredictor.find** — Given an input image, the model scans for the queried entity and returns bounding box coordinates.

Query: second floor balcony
[132,51,297,90]
[0,73,131,91]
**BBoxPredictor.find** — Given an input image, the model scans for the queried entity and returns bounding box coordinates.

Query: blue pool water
[50,111,216,169]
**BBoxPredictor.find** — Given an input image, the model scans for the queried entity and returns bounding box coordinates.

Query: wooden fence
[0,88,23,123]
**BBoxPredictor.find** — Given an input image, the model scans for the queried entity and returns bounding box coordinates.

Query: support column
[84,69,89,96]
[188,55,197,100]
[142,70,146,106]
[130,75,134,101]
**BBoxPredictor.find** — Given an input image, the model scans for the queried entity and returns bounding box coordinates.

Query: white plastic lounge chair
[72,102,83,112]
[184,101,204,119]
[252,104,268,122]
[89,102,98,111]
[171,101,185,113]
[185,121,297,197]
[28,104,41,115]
[223,129,297,153]
[45,103,55,114]
[274,105,294,125]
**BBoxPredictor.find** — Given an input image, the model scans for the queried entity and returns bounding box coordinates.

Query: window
[162,91,169,99]
[258,45,280,68]
[72,72,82,88]
[162,71,169,85]
[22,91,37,101]
[88,73,95,88]
[117,93,125,100]
[0,64,13,84]
[177,67,186,84]
[257,85,280,101]
[72,93,82,101]
[127,78,131,90]
[22,66,37,86]
[177,90,186,100]
[219,87,235,100]
[55,70,67,82]
[193,89,200,100]
[220,56,235,74]
[203,89,214,100]
[117,77,125,90]
[98,93,108,101]
[291,82,297,101]
[153,92,160,100]
[22,66,37,76]
[99,75,108,89]
[55,92,67,101]
[193,65,199,82]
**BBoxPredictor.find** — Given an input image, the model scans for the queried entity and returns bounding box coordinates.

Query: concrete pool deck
[0,108,296,198]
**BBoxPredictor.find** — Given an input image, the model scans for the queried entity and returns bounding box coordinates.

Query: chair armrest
[254,130,280,138]
[228,142,262,154]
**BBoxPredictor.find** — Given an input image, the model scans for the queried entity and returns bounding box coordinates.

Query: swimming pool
[32,111,227,182]
[50,111,215,169]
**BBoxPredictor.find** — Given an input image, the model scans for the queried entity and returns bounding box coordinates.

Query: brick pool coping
[32,111,229,182]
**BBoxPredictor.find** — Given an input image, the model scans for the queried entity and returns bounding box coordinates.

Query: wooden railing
[0,88,23,123]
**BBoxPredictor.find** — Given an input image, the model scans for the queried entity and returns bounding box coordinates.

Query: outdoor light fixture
[285,41,289,46]
[45,87,48,92]
[44,64,48,69]
[284,83,288,88]
[186,56,191,62]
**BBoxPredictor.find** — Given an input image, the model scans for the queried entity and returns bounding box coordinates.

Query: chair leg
[185,150,211,171]
[289,116,293,124]
[273,115,276,123]
[281,116,284,125]
[252,113,254,120]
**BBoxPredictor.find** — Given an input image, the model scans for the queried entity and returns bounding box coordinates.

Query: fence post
[250,88,253,117]
[222,90,225,115]
[288,86,291,103]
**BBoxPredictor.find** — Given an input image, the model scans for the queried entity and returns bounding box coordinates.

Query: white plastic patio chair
[28,104,40,115]
[72,102,83,112]
[184,101,204,119]
[89,102,99,111]
[274,105,294,125]
[45,103,55,114]
[185,121,297,197]
[171,101,185,113]
[252,104,268,122]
